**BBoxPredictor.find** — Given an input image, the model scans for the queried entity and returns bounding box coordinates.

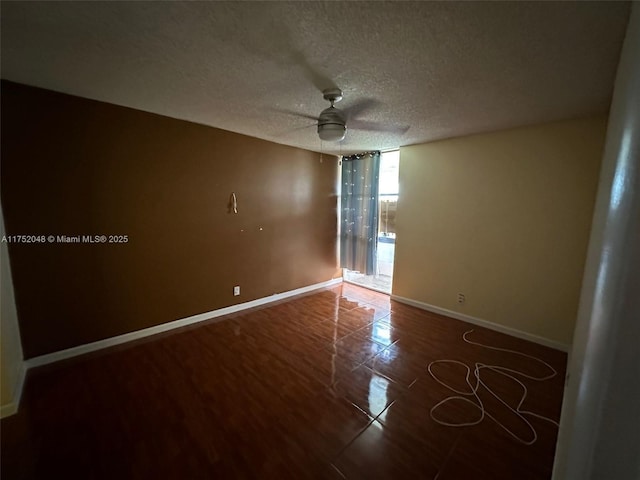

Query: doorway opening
[344,150,399,293]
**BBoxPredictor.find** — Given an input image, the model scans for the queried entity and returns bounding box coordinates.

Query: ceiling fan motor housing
[318,106,346,127]
[315,88,346,141]
[317,106,346,141]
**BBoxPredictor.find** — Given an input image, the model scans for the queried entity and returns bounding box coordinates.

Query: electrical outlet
[233,286,240,296]
[457,293,465,304]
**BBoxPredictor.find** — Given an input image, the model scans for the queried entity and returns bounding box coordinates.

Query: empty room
[1,2,638,479]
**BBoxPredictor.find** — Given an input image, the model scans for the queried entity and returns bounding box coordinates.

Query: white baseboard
[391,294,571,352]
[0,361,26,419]
[26,277,343,370]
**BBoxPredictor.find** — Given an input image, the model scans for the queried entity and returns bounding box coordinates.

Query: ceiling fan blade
[349,120,410,135]
[290,49,338,93]
[272,108,318,122]
[273,24,338,93]
[272,122,317,138]
[343,98,381,120]
[289,122,317,131]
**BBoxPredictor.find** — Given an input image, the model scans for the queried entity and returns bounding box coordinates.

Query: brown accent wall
[1,81,339,359]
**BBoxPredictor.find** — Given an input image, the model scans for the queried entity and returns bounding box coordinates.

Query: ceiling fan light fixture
[317,103,346,142]
[318,123,346,142]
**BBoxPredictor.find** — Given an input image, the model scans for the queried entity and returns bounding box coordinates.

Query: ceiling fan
[316,88,347,142]
[281,87,409,143]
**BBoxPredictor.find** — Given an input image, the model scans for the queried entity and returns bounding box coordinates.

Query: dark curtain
[340,151,380,275]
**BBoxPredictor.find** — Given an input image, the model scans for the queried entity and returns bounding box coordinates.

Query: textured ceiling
[0,1,631,155]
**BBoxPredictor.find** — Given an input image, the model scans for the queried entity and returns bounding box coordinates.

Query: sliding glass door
[343,150,399,293]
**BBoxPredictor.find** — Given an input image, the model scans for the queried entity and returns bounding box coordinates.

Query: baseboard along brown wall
[1,81,339,358]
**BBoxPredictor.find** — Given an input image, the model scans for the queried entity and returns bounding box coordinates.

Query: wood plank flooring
[1,283,567,479]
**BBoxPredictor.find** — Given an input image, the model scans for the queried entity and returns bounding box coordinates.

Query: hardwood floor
[1,283,567,479]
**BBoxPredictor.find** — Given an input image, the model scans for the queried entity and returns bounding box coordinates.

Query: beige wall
[393,116,606,345]
[1,204,24,415]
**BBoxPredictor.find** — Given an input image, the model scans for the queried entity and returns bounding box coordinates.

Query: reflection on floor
[1,283,567,479]
[344,238,394,293]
